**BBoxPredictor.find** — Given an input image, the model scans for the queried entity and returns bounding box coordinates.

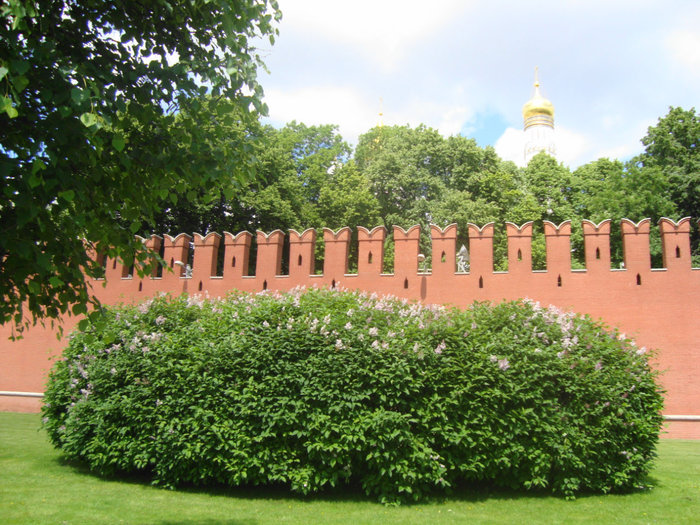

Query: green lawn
[1,413,699,525]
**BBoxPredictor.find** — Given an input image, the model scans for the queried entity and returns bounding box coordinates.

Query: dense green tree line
[153,106,698,271]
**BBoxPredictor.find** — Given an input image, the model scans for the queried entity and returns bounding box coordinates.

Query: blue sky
[257,0,699,168]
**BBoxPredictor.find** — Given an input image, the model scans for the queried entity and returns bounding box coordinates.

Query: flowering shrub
[42,288,664,503]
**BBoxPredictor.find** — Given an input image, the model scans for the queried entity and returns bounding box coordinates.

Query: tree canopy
[638,106,699,260]
[1,0,280,330]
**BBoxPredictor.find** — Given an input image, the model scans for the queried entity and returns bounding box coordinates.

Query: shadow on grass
[444,475,660,504]
[54,453,364,502]
[52,454,661,508]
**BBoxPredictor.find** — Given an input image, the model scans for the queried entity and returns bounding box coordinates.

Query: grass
[1,413,699,525]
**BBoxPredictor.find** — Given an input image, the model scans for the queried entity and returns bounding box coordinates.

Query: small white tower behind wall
[523,68,556,164]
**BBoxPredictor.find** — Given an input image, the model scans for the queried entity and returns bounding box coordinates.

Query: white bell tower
[522,67,556,164]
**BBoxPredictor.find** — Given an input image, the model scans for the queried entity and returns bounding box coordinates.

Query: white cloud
[437,106,473,137]
[666,29,700,72]
[555,126,590,167]
[264,85,378,143]
[494,128,525,167]
[279,0,473,70]
[592,118,652,161]
[495,126,590,168]
[593,144,635,161]
[392,99,473,137]
[264,84,474,145]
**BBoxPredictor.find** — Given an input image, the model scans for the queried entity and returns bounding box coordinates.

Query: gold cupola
[522,67,554,130]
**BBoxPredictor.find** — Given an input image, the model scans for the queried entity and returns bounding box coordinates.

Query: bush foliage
[42,288,664,503]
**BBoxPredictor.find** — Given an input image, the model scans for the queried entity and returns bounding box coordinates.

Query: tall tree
[233,122,352,233]
[150,121,353,236]
[0,0,280,329]
[638,106,699,261]
[573,157,678,266]
[318,162,381,231]
[356,125,447,230]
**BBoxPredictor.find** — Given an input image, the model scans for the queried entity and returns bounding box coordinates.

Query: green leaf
[80,112,98,127]
[31,158,46,175]
[1,96,18,118]
[0,66,8,81]
[28,173,42,188]
[112,134,126,152]
[58,190,75,202]
[71,87,87,105]
[11,59,30,75]
[27,281,40,295]
[49,277,64,287]
[13,75,29,93]
[72,303,88,315]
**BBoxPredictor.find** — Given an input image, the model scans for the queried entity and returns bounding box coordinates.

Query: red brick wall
[2,218,698,438]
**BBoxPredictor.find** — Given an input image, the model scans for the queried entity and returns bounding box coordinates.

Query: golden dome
[522,68,554,127]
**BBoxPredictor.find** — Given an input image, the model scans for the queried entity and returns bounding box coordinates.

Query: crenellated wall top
[97,219,698,291]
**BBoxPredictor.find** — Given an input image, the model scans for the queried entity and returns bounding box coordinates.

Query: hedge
[42,287,664,503]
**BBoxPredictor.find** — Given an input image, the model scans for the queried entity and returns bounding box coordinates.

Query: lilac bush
[42,287,664,503]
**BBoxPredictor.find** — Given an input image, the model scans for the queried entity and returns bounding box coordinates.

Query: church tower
[522,67,556,164]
